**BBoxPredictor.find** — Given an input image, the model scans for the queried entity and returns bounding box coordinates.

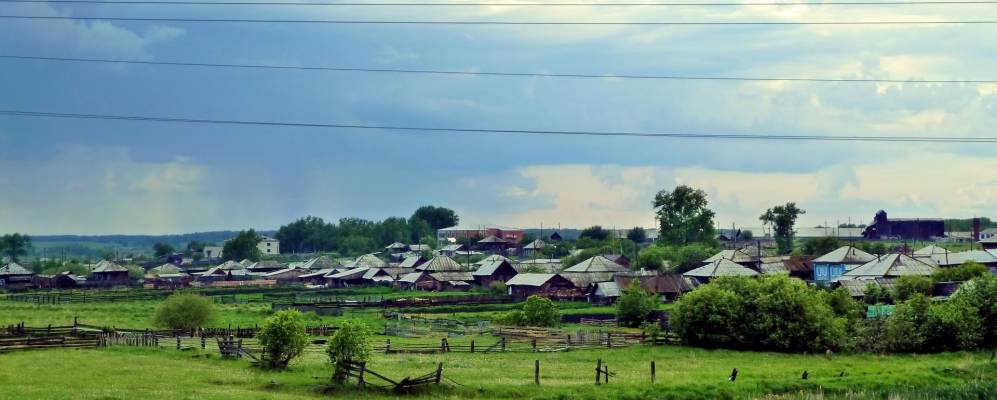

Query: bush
[884,294,930,352]
[257,310,309,369]
[943,274,996,347]
[153,293,216,330]
[327,320,372,383]
[671,275,849,352]
[933,261,989,283]
[615,280,660,328]
[893,276,934,302]
[496,295,560,327]
[487,281,507,296]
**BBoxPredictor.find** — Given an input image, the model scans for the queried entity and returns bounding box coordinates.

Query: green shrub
[257,310,309,369]
[954,274,997,347]
[884,294,930,352]
[327,320,372,383]
[893,275,934,302]
[496,295,560,327]
[670,284,745,349]
[152,293,216,330]
[615,280,660,328]
[933,261,989,283]
[487,281,507,295]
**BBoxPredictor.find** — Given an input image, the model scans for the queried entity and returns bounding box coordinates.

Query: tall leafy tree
[626,226,648,243]
[653,185,716,245]
[579,225,611,241]
[152,242,175,258]
[0,233,32,262]
[411,205,459,231]
[760,202,806,255]
[222,229,262,261]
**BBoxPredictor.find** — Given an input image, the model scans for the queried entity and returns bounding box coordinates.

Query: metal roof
[522,239,546,249]
[702,249,755,264]
[505,273,557,287]
[841,254,936,279]
[813,246,877,264]
[91,260,128,273]
[398,255,426,269]
[926,250,997,267]
[477,235,508,244]
[397,271,425,283]
[473,260,514,277]
[415,255,465,272]
[561,271,617,287]
[354,254,387,269]
[0,262,33,276]
[562,255,627,273]
[428,271,474,282]
[684,259,760,278]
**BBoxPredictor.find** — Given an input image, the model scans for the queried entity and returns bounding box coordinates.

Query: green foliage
[950,274,997,347]
[637,245,671,270]
[152,242,175,258]
[152,293,216,330]
[760,203,805,255]
[933,261,989,282]
[863,283,891,305]
[893,276,934,302]
[519,233,537,246]
[672,275,849,352]
[579,225,611,241]
[222,229,262,262]
[327,320,372,382]
[126,265,145,280]
[801,236,841,256]
[637,243,720,273]
[653,185,717,246]
[1,233,32,262]
[883,294,930,352]
[487,281,507,295]
[257,310,309,369]
[615,281,660,328]
[626,227,648,243]
[411,205,460,231]
[497,295,560,327]
[855,241,888,256]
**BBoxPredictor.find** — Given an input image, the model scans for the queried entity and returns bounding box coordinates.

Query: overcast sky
[2,2,996,235]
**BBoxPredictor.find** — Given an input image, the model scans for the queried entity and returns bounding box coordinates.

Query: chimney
[973,218,981,242]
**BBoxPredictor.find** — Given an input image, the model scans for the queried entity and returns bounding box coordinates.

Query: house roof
[354,254,387,269]
[758,256,814,275]
[385,242,407,250]
[813,246,877,264]
[147,263,184,276]
[217,260,246,271]
[301,256,343,270]
[398,255,427,269]
[561,271,617,288]
[913,245,949,256]
[408,244,431,252]
[684,259,760,278]
[0,262,33,276]
[702,249,755,264]
[473,260,515,277]
[416,255,465,272]
[428,271,474,282]
[247,260,284,271]
[439,244,464,252]
[91,260,128,273]
[329,266,370,280]
[299,267,338,279]
[475,254,511,266]
[397,271,425,283]
[522,239,546,250]
[477,235,508,244]
[593,281,621,298]
[979,236,997,244]
[506,273,557,287]
[562,255,627,273]
[362,268,392,280]
[841,254,936,279]
[927,250,997,267]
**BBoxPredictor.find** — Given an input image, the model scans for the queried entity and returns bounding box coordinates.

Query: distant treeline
[944,218,996,231]
[27,231,275,259]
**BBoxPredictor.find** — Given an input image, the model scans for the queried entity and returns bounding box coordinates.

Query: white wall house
[259,235,280,255]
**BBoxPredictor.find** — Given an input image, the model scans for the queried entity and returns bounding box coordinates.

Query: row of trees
[0,233,31,262]
[669,273,997,353]
[274,206,458,256]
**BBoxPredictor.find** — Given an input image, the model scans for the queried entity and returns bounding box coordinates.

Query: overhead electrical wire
[4,14,997,24]
[2,109,995,143]
[4,0,997,5]
[3,54,994,84]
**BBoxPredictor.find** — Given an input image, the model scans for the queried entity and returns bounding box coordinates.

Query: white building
[259,235,280,255]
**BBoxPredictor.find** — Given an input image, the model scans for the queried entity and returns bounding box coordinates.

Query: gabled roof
[354,254,387,269]
[397,271,425,283]
[301,256,343,270]
[561,271,617,287]
[562,255,627,273]
[362,268,392,280]
[913,245,949,256]
[408,244,431,252]
[477,235,508,244]
[473,259,516,277]
[398,255,427,269]
[927,250,997,267]
[147,263,184,276]
[475,254,511,266]
[593,281,621,298]
[841,254,936,279]
[522,239,546,249]
[702,249,755,264]
[91,260,128,273]
[428,271,474,282]
[415,255,464,272]
[217,260,246,271]
[0,262,33,276]
[299,267,339,279]
[439,244,464,252]
[385,242,407,250]
[813,246,877,264]
[684,259,759,278]
[329,266,370,280]
[506,273,557,287]
[247,260,284,271]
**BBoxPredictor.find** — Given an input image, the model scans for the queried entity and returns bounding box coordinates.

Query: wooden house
[477,235,511,255]
[472,259,518,287]
[89,260,130,284]
[614,271,698,301]
[0,262,35,289]
[504,273,578,299]
[812,246,876,284]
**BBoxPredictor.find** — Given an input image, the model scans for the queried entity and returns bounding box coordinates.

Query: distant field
[0,344,991,400]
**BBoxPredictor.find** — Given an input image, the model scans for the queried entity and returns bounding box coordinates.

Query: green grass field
[1,291,994,399]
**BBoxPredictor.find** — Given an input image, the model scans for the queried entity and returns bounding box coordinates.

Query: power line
[2,109,995,143]
[4,14,997,25]
[5,54,996,84]
[4,0,997,5]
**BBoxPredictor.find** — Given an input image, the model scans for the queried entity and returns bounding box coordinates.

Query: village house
[437,224,524,244]
[476,235,511,255]
[614,271,699,302]
[838,253,937,280]
[812,246,878,284]
[702,249,760,269]
[683,259,759,283]
[504,273,578,299]
[89,260,130,285]
[472,258,518,287]
[0,262,35,289]
[559,255,627,289]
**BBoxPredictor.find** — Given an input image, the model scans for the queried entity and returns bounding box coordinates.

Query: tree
[653,185,717,245]
[327,320,373,383]
[519,233,537,246]
[616,280,660,327]
[498,295,560,327]
[637,245,671,270]
[153,294,216,330]
[411,205,459,231]
[932,261,988,282]
[579,225,611,241]
[152,242,175,258]
[257,310,309,369]
[760,202,805,255]
[892,275,934,302]
[626,227,648,243]
[741,230,753,241]
[801,236,841,256]
[0,233,32,262]
[185,241,206,256]
[222,229,262,261]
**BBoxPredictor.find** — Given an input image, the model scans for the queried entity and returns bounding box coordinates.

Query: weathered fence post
[434,362,443,384]
[501,337,506,352]
[531,338,537,352]
[651,361,656,384]
[358,362,366,389]
[534,360,540,385]
[176,336,181,350]
[470,340,475,353]
[385,339,391,353]
[606,332,612,349]
[729,368,738,382]
[201,336,206,350]
[595,359,602,385]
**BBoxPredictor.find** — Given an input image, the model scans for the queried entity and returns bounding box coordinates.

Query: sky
[1,1,997,235]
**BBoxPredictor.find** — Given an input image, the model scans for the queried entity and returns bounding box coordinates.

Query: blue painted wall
[814,263,847,283]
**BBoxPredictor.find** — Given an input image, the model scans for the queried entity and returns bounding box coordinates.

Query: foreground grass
[0,344,992,400]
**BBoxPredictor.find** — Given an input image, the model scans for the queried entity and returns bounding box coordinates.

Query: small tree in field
[153,293,216,330]
[616,280,660,328]
[521,295,560,327]
[257,310,309,369]
[327,320,372,383]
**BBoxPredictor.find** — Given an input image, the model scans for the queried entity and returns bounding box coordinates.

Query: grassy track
[0,345,992,400]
